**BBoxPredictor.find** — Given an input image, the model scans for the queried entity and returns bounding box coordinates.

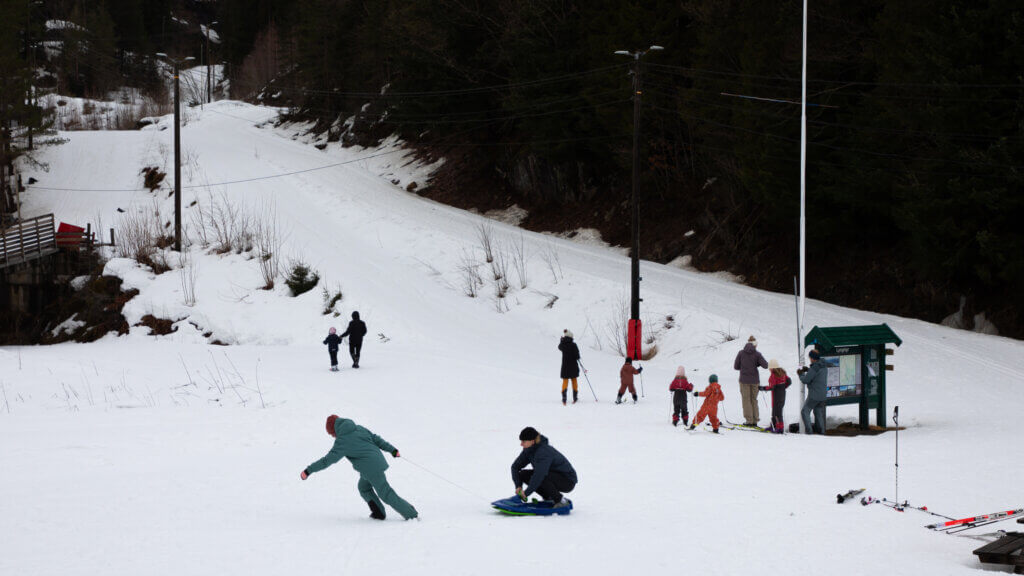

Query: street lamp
[615,45,662,361]
[156,53,195,252]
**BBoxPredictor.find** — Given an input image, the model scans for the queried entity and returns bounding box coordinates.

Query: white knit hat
[675,366,686,377]
[768,358,780,370]
[563,329,573,338]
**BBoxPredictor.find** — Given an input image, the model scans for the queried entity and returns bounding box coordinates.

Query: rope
[400,456,490,501]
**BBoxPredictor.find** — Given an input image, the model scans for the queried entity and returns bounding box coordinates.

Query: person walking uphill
[511,427,577,507]
[558,329,581,405]
[688,374,725,433]
[616,357,643,404]
[300,415,418,521]
[734,336,768,426]
[669,366,694,426]
[323,327,342,371]
[340,311,367,368]
[798,350,828,435]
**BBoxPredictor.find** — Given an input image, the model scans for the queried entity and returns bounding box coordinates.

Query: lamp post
[156,53,194,252]
[615,45,662,360]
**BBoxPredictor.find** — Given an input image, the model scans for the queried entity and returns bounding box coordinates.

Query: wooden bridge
[1,214,59,269]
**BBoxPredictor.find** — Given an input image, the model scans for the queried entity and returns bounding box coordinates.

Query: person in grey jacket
[734,336,768,426]
[301,415,418,520]
[798,350,828,434]
[511,427,577,507]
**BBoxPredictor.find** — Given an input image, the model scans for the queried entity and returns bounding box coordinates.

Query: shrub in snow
[321,284,343,315]
[285,262,319,296]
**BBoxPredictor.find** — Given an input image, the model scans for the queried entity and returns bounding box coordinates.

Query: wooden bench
[974,532,1024,574]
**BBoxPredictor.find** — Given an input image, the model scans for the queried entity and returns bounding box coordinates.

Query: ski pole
[638,363,645,398]
[578,360,598,402]
[894,405,901,511]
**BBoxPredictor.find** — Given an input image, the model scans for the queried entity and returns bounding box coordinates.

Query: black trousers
[771,390,786,429]
[672,392,689,421]
[517,468,576,502]
[328,349,338,367]
[349,340,362,363]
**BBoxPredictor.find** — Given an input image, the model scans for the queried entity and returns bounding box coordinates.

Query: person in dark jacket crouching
[511,427,577,507]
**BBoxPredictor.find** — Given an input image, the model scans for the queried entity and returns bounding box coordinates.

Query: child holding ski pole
[616,357,643,404]
[688,374,724,433]
[760,359,791,433]
[669,366,694,426]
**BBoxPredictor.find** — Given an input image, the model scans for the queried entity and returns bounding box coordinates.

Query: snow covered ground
[4,101,1023,576]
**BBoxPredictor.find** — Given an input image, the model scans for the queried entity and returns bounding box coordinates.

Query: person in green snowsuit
[301,415,419,521]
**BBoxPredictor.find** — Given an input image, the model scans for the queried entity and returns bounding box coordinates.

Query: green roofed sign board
[804,324,902,429]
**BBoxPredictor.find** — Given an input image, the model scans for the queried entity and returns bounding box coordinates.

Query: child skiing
[688,374,724,433]
[760,359,791,433]
[616,357,643,404]
[558,329,581,405]
[669,366,694,426]
[323,327,342,371]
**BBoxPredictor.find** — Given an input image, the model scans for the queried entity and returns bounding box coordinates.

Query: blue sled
[491,496,573,516]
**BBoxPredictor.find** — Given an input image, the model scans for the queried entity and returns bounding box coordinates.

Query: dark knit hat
[708,374,718,383]
[519,426,539,441]
[326,414,339,436]
[809,349,821,360]
[625,357,633,363]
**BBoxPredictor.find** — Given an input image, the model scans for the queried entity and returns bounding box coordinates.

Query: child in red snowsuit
[616,357,643,404]
[688,374,724,432]
[760,360,791,434]
[669,366,694,426]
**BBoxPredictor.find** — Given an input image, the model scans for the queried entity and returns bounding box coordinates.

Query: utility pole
[615,45,662,360]
[206,22,218,104]
[156,53,194,252]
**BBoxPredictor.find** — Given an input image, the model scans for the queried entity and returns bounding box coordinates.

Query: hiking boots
[552,498,572,509]
[368,501,386,520]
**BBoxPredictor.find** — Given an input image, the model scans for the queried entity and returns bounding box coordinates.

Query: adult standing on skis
[733,335,768,426]
[558,329,581,405]
[511,427,577,508]
[797,350,828,434]
[340,311,367,368]
[301,415,419,521]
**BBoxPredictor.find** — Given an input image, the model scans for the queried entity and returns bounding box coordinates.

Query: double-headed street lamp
[156,53,194,252]
[615,45,662,361]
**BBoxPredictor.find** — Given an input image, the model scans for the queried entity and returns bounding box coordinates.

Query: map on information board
[824,354,862,398]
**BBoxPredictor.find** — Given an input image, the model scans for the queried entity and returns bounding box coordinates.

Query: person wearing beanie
[323,327,342,371]
[300,415,418,521]
[689,374,725,432]
[511,427,577,507]
[759,359,792,433]
[339,311,367,368]
[616,357,643,404]
[668,366,694,426]
[797,348,828,434]
[733,335,769,426]
[558,330,582,405]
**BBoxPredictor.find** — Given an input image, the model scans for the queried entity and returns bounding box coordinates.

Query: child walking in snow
[689,374,724,433]
[669,366,694,426]
[616,357,643,404]
[760,359,791,434]
[323,327,342,371]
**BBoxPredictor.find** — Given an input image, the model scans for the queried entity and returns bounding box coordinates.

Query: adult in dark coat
[733,335,768,426]
[340,311,368,368]
[511,427,577,506]
[798,350,828,434]
[558,329,581,404]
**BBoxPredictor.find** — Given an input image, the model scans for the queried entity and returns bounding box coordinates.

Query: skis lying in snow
[837,489,865,504]
[927,508,1024,532]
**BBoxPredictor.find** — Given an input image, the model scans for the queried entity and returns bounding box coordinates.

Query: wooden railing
[0,214,58,269]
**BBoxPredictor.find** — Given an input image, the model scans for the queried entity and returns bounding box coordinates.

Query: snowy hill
[3,101,1023,576]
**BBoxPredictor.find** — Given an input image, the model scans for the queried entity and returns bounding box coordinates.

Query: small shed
[804,324,902,429]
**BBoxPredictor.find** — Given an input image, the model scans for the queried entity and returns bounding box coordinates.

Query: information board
[824,350,862,399]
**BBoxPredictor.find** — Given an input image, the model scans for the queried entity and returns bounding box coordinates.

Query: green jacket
[306,418,397,476]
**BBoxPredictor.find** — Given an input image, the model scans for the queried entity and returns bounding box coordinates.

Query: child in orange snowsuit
[688,374,724,432]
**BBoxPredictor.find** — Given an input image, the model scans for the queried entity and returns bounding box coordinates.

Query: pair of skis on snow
[841,490,1023,533]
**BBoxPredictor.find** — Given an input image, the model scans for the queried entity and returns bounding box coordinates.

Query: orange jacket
[697,382,724,405]
[620,364,640,387]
